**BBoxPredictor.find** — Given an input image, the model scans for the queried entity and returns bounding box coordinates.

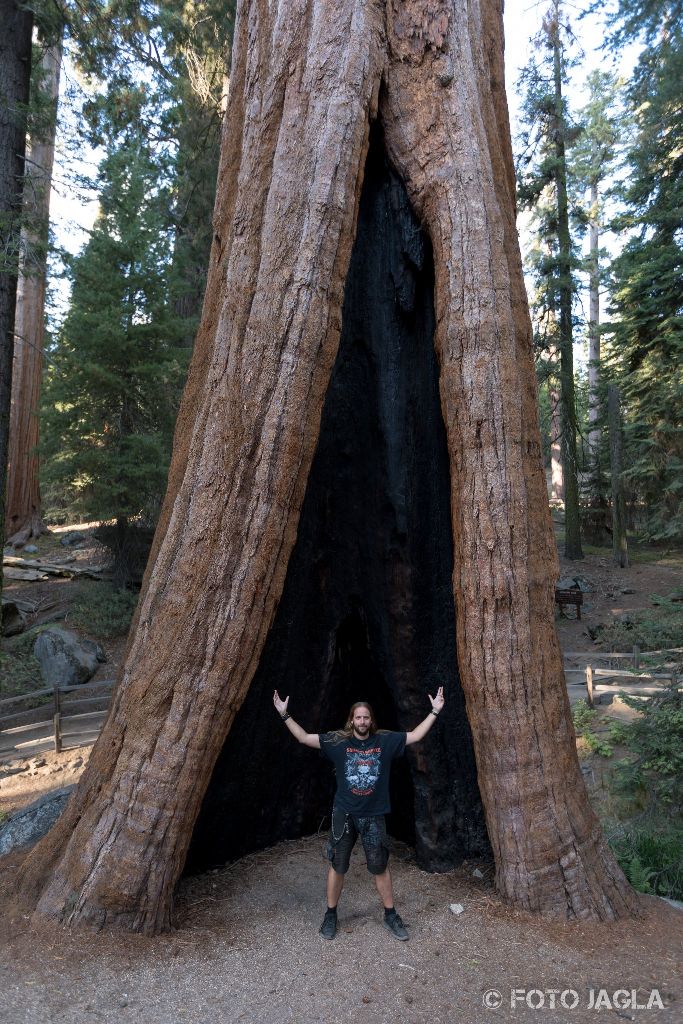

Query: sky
[48,1,640,329]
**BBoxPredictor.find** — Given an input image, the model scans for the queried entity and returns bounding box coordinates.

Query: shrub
[594,592,683,652]
[608,824,683,900]
[601,681,683,899]
[70,582,139,640]
[572,699,613,757]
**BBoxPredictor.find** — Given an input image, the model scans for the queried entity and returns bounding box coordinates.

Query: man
[272,687,445,941]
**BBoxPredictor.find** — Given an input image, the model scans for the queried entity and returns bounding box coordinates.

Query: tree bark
[608,384,629,568]
[587,182,601,458]
[549,3,582,560]
[549,346,564,501]
[0,2,33,590]
[19,0,637,931]
[6,38,62,546]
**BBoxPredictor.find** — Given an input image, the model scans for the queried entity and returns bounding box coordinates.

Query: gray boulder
[557,576,592,592]
[0,785,74,856]
[60,531,88,547]
[33,627,106,687]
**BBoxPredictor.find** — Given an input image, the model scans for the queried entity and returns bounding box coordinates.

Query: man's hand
[273,690,289,716]
[429,685,445,714]
[406,686,445,746]
[272,691,320,748]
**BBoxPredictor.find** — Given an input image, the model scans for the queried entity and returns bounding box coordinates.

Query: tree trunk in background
[0,2,33,596]
[608,384,629,568]
[587,182,601,458]
[19,0,637,932]
[550,5,582,560]
[6,38,62,546]
[549,347,564,501]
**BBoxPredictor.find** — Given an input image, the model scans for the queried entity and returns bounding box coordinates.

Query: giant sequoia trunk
[18,0,637,931]
[0,3,33,579]
[6,39,62,546]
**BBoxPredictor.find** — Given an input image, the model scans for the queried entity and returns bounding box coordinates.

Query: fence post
[53,684,62,753]
[633,645,640,671]
[586,666,594,708]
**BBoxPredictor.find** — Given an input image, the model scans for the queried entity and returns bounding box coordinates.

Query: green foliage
[609,826,683,900]
[70,581,139,640]
[572,699,613,756]
[41,117,188,525]
[572,698,597,733]
[0,647,43,700]
[604,24,683,541]
[65,0,234,343]
[599,680,683,899]
[611,682,683,808]
[515,1,584,558]
[594,593,683,651]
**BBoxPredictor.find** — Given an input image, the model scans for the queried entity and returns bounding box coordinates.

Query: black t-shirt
[318,730,407,815]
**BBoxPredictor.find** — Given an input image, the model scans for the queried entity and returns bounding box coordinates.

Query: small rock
[30,758,47,768]
[70,758,84,769]
[118,997,128,1008]
[362,996,372,1004]
[23,544,38,554]
[472,868,484,879]
[449,903,464,915]
[621,587,636,594]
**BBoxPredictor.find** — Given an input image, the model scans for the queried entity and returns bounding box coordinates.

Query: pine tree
[42,109,187,566]
[605,11,683,540]
[64,0,234,349]
[516,0,583,558]
[570,70,623,542]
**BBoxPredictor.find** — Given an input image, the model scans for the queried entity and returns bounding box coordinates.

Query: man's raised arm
[273,690,321,748]
[405,686,445,746]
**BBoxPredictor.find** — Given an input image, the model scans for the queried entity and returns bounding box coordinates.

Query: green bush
[595,592,683,652]
[611,684,683,808]
[608,824,683,900]
[70,582,139,640]
[572,700,613,757]
[0,647,43,700]
[601,681,683,899]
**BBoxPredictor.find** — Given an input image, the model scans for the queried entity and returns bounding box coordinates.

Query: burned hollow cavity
[186,124,489,875]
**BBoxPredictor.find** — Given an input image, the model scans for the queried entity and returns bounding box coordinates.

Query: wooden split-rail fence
[0,679,114,757]
[1,647,681,757]
[563,645,682,708]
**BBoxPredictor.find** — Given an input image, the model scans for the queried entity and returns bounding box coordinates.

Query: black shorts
[326,806,390,876]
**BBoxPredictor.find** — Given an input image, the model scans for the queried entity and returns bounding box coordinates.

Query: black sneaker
[383,911,409,941]
[319,909,337,940]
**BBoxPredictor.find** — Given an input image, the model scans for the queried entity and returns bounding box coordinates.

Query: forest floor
[1,527,682,1022]
[1,836,682,1024]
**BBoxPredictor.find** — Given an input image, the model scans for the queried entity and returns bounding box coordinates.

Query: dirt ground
[552,546,682,656]
[1,535,682,1023]
[1,837,681,1024]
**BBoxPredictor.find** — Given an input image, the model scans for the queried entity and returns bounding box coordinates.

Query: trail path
[1,836,681,1024]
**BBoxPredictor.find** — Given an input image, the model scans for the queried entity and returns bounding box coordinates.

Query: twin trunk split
[16,0,637,932]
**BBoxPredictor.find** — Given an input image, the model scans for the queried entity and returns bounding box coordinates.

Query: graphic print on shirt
[344,745,382,796]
